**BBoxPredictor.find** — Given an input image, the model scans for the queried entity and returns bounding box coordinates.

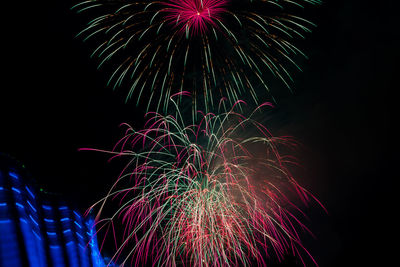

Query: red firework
[162,0,229,35]
[82,99,325,266]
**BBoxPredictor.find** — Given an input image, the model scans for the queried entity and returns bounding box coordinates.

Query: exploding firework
[73,0,321,112]
[82,97,323,266]
[163,0,229,35]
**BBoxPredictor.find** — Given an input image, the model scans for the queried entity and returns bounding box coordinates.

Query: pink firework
[162,0,229,35]
[82,99,325,266]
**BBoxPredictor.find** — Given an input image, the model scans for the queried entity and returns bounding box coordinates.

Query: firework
[163,0,229,35]
[82,98,323,266]
[73,0,321,112]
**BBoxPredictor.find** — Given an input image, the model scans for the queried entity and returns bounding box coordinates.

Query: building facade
[0,153,114,267]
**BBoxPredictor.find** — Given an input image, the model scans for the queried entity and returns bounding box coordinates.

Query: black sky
[1,0,398,266]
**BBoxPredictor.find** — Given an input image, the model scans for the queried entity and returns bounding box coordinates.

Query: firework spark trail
[81,97,323,266]
[73,0,321,112]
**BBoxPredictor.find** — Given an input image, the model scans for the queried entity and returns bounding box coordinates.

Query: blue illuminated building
[0,154,116,267]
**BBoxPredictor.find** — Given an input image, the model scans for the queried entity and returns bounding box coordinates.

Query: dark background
[1,0,397,266]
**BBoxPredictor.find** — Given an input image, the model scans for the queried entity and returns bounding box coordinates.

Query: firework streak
[73,0,321,112]
[81,99,323,266]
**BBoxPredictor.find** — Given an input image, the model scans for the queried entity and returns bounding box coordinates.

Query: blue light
[63,229,72,234]
[32,230,41,241]
[60,218,69,222]
[27,200,37,212]
[44,218,55,223]
[15,203,24,209]
[29,215,39,227]
[8,172,18,179]
[11,187,20,194]
[74,221,82,228]
[0,219,12,224]
[25,186,35,199]
[0,203,7,207]
[76,232,83,240]
[42,205,52,210]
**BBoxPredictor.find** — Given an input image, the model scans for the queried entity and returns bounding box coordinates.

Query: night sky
[1,0,397,266]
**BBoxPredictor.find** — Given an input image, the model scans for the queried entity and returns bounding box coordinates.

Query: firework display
[72,0,324,265]
[82,99,323,266]
[73,0,321,112]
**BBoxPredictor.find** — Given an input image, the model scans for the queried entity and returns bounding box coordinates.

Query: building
[0,153,115,267]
